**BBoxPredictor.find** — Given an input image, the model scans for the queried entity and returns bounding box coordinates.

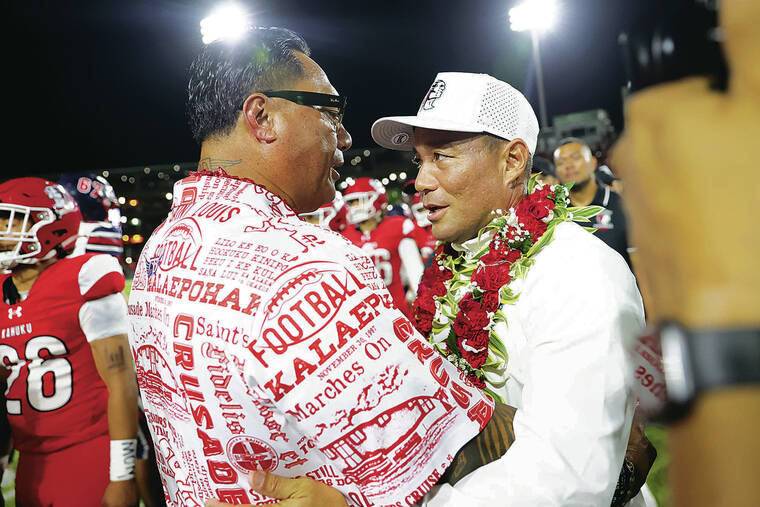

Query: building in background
[537,109,616,160]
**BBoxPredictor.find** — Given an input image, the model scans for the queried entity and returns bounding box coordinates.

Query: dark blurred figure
[612,1,760,506]
[554,138,632,267]
[58,172,123,258]
[596,163,624,194]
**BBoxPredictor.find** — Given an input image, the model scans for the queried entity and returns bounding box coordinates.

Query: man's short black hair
[481,134,534,176]
[186,27,311,144]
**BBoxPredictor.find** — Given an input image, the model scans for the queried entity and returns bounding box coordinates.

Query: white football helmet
[299,194,348,232]
[410,192,430,227]
[343,177,387,225]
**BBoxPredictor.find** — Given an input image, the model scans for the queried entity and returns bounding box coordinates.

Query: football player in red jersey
[58,172,124,258]
[0,177,139,507]
[402,180,437,264]
[341,177,424,317]
[299,193,349,233]
[0,367,9,507]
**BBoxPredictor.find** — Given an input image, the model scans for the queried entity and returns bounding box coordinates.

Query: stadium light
[508,0,558,128]
[201,3,251,45]
[508,0,557,33]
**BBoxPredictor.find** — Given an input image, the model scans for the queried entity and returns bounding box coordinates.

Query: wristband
[110,439,137,481]
[650,323,760,422]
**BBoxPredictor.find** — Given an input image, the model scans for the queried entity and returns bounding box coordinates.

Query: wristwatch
[653,321,760,422]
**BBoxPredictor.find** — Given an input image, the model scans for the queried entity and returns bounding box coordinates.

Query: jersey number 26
[0,336,73,414]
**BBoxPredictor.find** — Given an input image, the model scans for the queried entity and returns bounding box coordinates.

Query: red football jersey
[342,216,419,316]
[0,254,125,454]
[411,224,436,263]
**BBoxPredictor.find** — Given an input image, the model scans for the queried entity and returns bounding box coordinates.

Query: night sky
[10,0,655,176]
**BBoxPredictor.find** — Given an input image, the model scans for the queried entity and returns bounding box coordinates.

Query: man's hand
[101,479,138,507]
[611,2,760,506]
[611,1,760,328]
[204,470,348,507]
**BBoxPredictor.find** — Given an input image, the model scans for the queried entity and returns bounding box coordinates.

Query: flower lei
[411,174,602,400]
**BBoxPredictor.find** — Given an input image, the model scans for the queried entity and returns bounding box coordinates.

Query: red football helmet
[0,177,82,270]
[299,194,349,232]
[343,177,387,225]
[410,192,431,227]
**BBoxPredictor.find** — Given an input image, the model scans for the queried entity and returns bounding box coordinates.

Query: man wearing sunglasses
[129,27,515,507]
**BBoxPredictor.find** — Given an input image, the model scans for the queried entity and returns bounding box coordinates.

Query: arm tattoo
[103,344,128,372]
[439,402,517,485]
[197,157,242,172]
[438,402,654,506]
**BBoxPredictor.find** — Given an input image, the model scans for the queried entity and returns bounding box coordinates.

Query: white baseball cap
[372,72,539,155]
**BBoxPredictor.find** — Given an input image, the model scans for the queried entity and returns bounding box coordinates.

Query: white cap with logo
[372,72,539,155]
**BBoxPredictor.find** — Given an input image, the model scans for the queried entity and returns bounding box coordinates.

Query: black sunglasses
[244,90,348,128]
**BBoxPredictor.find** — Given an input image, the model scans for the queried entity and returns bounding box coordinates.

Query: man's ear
[504,139,530,188]
[242,94,277,143]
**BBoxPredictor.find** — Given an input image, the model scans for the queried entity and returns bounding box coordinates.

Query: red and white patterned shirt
[128,172,493,507]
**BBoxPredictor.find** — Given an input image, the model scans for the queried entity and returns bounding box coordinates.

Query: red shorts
[16,434,109,507]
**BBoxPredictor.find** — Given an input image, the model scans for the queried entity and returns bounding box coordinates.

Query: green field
[646,425,670,506]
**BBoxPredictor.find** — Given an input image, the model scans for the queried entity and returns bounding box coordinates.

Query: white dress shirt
[423,221,646,506]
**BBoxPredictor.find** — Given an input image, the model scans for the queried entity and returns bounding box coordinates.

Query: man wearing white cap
[372,72,650,506]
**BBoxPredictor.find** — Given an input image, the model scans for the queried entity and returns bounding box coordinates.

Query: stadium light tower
[200,3,251,45]
[509,0,558,128]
